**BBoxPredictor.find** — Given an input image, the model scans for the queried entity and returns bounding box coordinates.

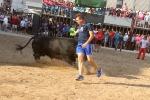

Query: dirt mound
[0,34,150,100]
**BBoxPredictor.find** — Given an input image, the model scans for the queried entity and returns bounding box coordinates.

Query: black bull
[16,36,87,69]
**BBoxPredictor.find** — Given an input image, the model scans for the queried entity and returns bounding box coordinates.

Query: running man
[74,14,102,81]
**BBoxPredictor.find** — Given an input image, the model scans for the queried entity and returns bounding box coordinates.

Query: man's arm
[74,29,79,35]
[84,31,94,44]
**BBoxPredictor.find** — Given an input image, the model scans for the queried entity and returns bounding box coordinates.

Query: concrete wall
[106,0,150,11]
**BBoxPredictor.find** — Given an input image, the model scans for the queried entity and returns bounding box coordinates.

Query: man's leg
[137,48,142,59]
[87,55,102,77]
[142,48,146,60]
[77,53,84,75]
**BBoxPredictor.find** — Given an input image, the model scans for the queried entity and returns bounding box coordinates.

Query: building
[11,0,42,14]
[106,0,150,11]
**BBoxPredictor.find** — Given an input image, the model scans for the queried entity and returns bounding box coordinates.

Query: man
[144,13,150,28]
[95,28,103,52]
[135,34,142,51]
[12,15,18,33]
[3,15,8,32]
[69,24,75,38]
[109,29,115,47]
[137,35,149,60]
[114,30,119,50]
[118,31,123,52]
[123,33,128,49]
[104,29,109,47]
[122,3,128,12]
[74,14,102,81]
[147,34,150,54]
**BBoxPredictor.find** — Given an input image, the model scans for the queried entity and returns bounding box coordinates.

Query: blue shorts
[76,43,93,55]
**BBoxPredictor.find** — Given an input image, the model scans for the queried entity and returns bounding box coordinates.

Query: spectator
[69,24,75,38]
[95,28,104,52]
[97,8,103,15]
[135,34,142,51]
[2,15,8,32]
[137,35,149,60]
[147,34,150,54]
[123,33,128,49]
[20,18,25,34]
[116,8,121,17]
[144,13,150,28]
[131,34,136,50]
[12,15,18,33]
[47,21,53,36]
[109,29,115,47]
[93,28,98,51]
[122,3,128,12]
[43,29,49,36]
[118,31,123,52]
[104,29,109,47]
[43,0,50,14]
[114,30,119,50]
[0,13,4,30]
[63,24,70,37]
[57,21,64,37]
[122,11,127,18]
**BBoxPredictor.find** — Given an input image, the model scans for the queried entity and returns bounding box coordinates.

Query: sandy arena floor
[0,34,150,100]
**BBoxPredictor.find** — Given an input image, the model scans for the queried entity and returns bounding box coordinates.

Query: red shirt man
[96,29,104,40]
[109,30,115,39]
[12,16,18,25]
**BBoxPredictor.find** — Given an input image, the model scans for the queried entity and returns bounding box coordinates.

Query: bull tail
[15,36,36,53]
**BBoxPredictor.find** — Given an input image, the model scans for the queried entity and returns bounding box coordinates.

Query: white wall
[0,0,3,7]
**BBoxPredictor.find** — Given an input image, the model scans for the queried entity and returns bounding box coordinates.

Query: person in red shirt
[12,15,18,33]
[95,28,104,52]
[109,29,115,47]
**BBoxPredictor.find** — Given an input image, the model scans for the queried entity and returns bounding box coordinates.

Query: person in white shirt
[20,19,25,34]
[123,33,128,49]
[137,35,150,60]
[92,28,98,51]
[2,16,8,31]
[144,13,150,28]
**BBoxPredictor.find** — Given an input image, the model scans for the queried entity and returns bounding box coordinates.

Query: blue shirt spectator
[115,32,119,39]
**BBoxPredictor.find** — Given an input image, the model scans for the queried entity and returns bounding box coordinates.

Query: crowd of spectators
[42,0,73,17]
[0,0,11,13]
[0,11,33,34]
[92,28,150,53]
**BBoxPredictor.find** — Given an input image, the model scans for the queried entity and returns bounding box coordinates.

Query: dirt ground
[0,34,150,100]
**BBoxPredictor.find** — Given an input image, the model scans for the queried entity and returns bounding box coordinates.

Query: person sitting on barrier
[53,0,58,15]
[69,2,73,17]
[61,0,66,16]
[43,0,50,14]
[56,0,61,16]
[97,8,103,15]
[122,3,128,12]
[48,0,53,14]
[122,11,127,18]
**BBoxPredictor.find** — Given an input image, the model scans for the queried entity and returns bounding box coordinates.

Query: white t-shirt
[20,20,25,27]
[141,39,149,48]
[123,35,128,41]
[3,17,8,24]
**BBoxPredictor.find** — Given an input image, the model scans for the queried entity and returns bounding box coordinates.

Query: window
[116,0,123,8]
